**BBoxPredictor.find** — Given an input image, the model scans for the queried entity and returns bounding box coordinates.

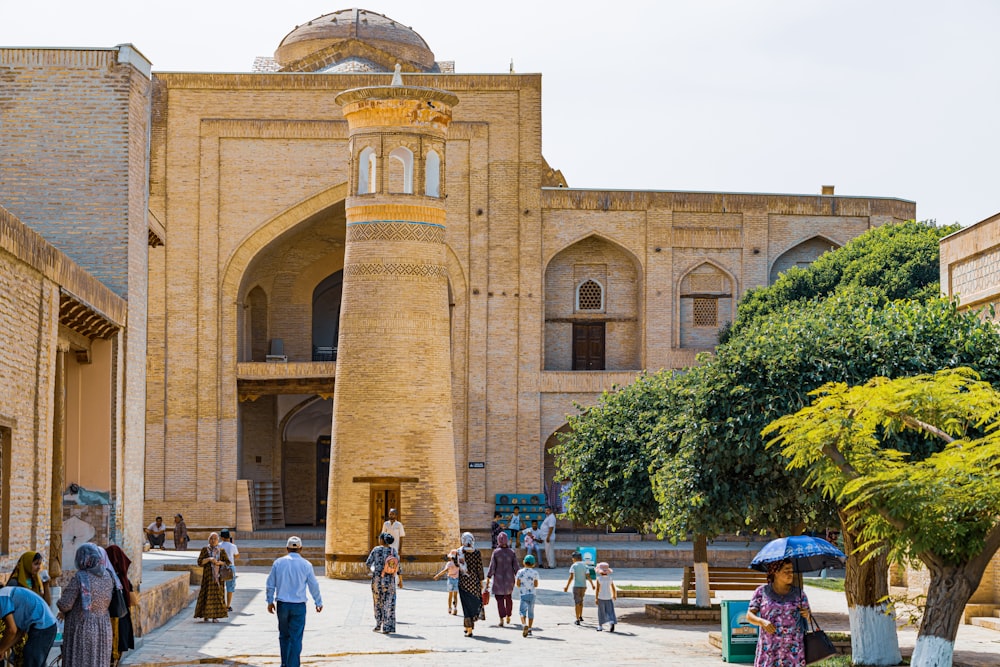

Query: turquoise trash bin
[721,599,759,663]
[577,546,597,579]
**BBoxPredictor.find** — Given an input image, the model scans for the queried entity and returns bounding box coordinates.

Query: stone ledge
[134,570,193,637]
[645,603,720,622]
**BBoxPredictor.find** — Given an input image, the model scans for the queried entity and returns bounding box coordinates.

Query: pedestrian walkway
[119,551,1000,666]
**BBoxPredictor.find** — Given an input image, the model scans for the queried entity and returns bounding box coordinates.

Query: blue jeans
[22,623,57,667]
[276,601,307,667]
[519,593,536,620]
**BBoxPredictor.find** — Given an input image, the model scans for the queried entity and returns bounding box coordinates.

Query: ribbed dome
[275,8,436,73]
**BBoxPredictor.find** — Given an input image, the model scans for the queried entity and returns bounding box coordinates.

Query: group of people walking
[0,544,136,667]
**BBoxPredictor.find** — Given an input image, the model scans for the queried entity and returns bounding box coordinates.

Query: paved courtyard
[117,552,1000,666]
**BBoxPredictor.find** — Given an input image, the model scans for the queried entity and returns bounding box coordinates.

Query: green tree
[553,372,676,531]
[725,220,958,341]
[764,368,1000,667]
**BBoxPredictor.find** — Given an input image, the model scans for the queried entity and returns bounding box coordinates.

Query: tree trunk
[910,560,984,667]
[693,534,710,607]
[841,513,901,666]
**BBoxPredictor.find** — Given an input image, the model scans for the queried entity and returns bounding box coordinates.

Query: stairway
[250,480,285,530]
[968,605,1000,631]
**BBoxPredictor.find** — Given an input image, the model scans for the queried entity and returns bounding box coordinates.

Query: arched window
[576,279,604,311]
[388,146,414,194]
[425,149,441,197]
[358,147,376,195]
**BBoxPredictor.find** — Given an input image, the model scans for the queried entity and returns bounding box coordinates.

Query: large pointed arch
[769,234,842,285]
[219,182,349,492]
[543,233,643,371]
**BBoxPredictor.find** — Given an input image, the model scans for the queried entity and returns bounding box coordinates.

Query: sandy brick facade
[143,52,914,545]
[0,46,151,582]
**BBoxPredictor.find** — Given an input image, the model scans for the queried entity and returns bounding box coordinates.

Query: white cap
[287,536,302,548]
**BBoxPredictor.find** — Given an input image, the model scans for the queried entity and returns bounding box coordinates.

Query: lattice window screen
[577,280,603,311]
[693,298,718,327]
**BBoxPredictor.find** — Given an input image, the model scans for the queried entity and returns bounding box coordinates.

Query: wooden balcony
[236,361,337,400]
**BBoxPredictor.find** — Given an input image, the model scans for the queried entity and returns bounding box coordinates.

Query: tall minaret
[325,68,460,578]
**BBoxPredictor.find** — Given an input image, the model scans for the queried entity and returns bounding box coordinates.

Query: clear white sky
[5,0,998,227]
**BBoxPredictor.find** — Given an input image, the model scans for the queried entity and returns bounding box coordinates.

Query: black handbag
[109,584,129,618]
[804,616,837,664]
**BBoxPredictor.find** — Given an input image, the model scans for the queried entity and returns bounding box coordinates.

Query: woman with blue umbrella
[744,536,845,667]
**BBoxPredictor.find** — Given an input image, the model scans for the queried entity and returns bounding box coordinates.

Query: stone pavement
[118,551,1000,666]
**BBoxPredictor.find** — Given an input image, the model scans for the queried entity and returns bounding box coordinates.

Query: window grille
[693,297,718,327]
[577,280,603,311]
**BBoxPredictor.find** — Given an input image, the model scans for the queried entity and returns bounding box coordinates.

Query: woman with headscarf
[6,552,51,606]
[456,532,485,637]
[485,531,518,626]
[57,543,113,667]
[3,551,52,666]
[364,532,397,634]
[745,558,812,667]
[194,532,230,622]
[104,546,135,664]
[173,514,189,551]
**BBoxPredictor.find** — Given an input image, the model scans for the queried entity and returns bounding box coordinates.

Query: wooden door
[316,436,330,525]
[369,486,400,550]
[572,323,605,370]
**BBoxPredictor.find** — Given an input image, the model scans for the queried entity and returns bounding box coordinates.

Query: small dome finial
[391,63,403,86]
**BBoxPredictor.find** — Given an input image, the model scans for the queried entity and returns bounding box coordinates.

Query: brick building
[0,46,152,581]
[1,9,916,578]
[140,8,913,572]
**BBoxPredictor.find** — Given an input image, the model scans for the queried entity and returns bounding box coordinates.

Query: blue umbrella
[750,535,846,573]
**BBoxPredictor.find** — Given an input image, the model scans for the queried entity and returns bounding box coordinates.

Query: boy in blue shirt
[562,550,594,625]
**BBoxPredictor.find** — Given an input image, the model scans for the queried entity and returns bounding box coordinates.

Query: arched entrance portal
[232,192,346,530]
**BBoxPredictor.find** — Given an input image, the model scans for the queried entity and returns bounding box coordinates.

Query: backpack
[381,550,399,576]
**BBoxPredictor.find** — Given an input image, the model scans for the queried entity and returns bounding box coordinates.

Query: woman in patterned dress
[746,559,812,667]
[456,532,485,637]
[486,531,519,626]
[365,532,397,634]
[193,532,230,622]
[57,543,113,667]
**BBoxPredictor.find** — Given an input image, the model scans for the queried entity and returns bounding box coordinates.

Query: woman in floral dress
[456,532,485,637]
[57,543,113,667]
[365,532,397,634]
[194,532,230,622]
[746,559,812,667]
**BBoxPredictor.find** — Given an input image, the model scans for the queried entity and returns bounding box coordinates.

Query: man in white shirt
[218,529,240,611]
[381,508,406,588]
[145,517,167,549]
[266,536,323,667]
[540,506,557,569]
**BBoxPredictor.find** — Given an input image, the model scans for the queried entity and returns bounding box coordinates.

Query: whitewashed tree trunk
[848,605,901,665]
[841,515,901,666]
[911,635,953,667]
[694,534,711,607]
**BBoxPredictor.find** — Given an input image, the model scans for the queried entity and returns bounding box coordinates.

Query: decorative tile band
[343,262,448,278]
[346,221,445,243]
[347,204,446,226]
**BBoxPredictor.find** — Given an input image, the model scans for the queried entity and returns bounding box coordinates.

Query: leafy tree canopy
[725,220,958,341]
[763,367,1000,566]
[651,292,1000,541]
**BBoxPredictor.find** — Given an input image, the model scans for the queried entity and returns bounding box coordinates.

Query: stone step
[969,616,1000,631]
